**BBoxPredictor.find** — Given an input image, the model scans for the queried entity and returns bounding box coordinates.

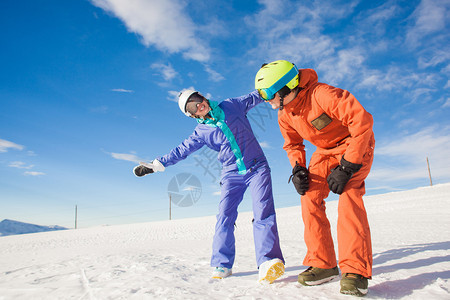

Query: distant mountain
[0,219,68,237]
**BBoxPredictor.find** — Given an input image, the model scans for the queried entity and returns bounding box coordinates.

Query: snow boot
[258,258,285,284]
[340,273,368,297]
[297,266,339,286]
[211,267,232,279]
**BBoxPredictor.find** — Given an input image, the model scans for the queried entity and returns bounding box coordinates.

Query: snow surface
[0,183,449,299]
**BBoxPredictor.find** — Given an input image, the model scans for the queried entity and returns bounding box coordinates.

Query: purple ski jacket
[157,91,268,175]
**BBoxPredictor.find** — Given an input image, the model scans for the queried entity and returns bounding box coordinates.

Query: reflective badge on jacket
[311,113,332,130]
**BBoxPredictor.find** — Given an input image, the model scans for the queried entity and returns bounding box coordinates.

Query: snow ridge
[0,219,67,237]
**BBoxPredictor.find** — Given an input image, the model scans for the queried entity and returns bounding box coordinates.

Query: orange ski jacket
[279,69,374,168]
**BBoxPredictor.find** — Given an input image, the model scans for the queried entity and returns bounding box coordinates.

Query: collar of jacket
[196,100,223,126]
[196,100,247,175]
[281,69,319,114]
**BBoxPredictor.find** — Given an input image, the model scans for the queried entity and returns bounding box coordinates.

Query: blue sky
[1,0,449,228]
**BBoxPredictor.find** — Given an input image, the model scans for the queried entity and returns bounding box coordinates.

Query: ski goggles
[185,95,204,115]
[257,65,299,101]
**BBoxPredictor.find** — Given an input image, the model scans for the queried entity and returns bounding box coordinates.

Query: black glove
[133,160,165,177]
[133,165,154,177]
[327,157,362,194]
[288,163,309,195]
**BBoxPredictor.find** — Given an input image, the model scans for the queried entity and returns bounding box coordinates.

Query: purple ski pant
[211,164,284,269]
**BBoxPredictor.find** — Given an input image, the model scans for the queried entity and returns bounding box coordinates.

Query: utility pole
[75,205,78,229]
[426,157,433,186]
[169,195,172,220]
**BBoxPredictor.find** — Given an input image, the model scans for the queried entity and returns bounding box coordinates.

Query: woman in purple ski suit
[133,90,284,283]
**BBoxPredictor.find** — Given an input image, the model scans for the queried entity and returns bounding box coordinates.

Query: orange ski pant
[300,139,374,278]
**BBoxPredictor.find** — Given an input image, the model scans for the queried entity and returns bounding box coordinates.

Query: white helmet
[178,89,197,116]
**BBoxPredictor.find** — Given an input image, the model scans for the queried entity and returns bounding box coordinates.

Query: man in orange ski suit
[255,60,374,295]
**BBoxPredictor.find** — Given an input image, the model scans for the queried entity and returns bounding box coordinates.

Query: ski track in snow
[0,184,449,299]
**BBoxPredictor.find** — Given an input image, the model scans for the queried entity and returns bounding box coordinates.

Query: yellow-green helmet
[255,60,299,101]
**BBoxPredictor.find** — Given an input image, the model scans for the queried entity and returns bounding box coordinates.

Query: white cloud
[246,1,337,63]
[410,87,436,103]
[398,118,417,129]
[443,64,450,77]
[445,81,450,89]
[357,67,427,95]
[0,138,24,153]
[317,48,365,86]
[368,166,426,182]
[374,127,450,181]
[168,90,182,103]
[246,0,447,99]
[358,69,441,106]
[259,141,271,149]
[110,152,141,163]
[111,88,134,93]
[204,65,225,82]
[443,98,450,108]
[376,127,449,158]
[364,3,398,24]
[90,105,109,113]
[90,0,210,62]
[246,1,370,87]
[418,50,450,69]
[353,1,400,39]
[259,34,334,66]
[358,72,385,90]
[406,0,450,48]
[27,151,37,156]
[151,63,178,81]
[24,171,45,176]
[9,161,34,169]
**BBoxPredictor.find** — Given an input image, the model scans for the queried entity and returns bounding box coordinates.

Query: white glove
[133,159,165,177]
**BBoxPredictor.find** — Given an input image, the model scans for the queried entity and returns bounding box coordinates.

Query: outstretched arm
[156,129,206,167]
[133,128,206,177]
[234,90,265,114]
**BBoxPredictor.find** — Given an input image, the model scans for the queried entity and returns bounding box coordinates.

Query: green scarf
[197,101,246,174]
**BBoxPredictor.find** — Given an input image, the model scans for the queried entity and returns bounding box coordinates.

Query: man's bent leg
[302,152,337,269]
[337,141,374,278]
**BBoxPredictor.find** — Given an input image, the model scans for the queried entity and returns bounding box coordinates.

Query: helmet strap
[277,86,291,110]
[278,86,302,110]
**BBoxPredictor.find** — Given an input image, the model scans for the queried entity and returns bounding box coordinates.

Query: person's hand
[327,157,362,194]
[289,163,309,195]
[133,159,165,177]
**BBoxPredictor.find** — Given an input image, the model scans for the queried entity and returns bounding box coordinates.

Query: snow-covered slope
[0,184,449,299]
[0,219,67,237]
